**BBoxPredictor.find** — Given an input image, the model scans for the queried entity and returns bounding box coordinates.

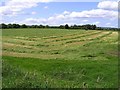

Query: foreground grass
[2,56,118,88]
[2,29,118,88]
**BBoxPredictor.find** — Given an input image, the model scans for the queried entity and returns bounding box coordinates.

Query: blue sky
[0,0,118,27]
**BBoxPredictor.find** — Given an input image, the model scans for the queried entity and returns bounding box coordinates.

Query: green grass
[2,28,88,38]
[2,28,118,88]
[2,56,118,88]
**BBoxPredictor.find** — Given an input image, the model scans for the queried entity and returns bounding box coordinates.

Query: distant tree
[12,24,16,28]
[31,25,35,28]
[39,25,43,28]
[65,24,69,29]
[45,25,49,28]
[86,24,91,30]
[89,25,96,30]
[16,24,21,28]
[82,24,92,30]
[73,24,78,29]
[34,25,39,28]
[0,24,2,29]
[1,23,7,29]
[92,25,96,30]
[12,24,20,28]
[21,24,27,28]
[59,25,64,29]
[7,24,13,28]
[42,25,45,28]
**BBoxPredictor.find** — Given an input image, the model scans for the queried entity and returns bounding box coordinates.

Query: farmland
[2,28,118,88]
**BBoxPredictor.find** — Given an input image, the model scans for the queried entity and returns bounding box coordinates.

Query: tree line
[0,23,119,31]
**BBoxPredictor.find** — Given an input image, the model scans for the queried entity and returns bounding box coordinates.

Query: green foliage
[1,23,119,30]
[21,24,28,28]
[65,24,69,29]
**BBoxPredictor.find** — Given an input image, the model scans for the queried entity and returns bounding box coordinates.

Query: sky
[0,0,119,28]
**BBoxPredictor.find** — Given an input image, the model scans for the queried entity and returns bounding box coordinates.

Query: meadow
[2,28,118,88]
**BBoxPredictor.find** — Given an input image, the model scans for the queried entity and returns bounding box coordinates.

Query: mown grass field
[2,28,118,88]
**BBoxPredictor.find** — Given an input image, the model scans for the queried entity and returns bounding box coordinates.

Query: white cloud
[63,11,70,15]
[105,23,117,28]
[7,0,54,3]
[62,22,75,26]
[0,0,53,16]
[47,9,117,24]
[92,21,100,25]
[82,20,88,22]
[44,6,48,9]
[106,25,116,28]
[21,18,47,25]
[106,23,111,25]
[69,9,117,19]
[98,1,118,10]
[1,0,118,18]
[0,1,36,16]
[31,11,37,15]
[20,8,117,26]
[1,0,118,28]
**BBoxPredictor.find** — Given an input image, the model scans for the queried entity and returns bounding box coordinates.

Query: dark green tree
[93,25,96,30]
[45,25,49,28]
[59,25,64,29]
[7,24,13,28]
[65,24,69,29]
[1,23,7,29]
[39,25,43,28]
[12,24,20,28]
[21,24,27,28]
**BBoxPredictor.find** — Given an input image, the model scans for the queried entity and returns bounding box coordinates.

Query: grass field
[2,28,118,88]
